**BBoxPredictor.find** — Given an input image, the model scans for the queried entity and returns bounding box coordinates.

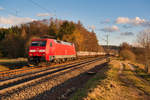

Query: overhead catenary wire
[29,0,55,17]
[1,9,21,17]
[29,0,51,12]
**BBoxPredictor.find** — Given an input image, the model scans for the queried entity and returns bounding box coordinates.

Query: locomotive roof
[32,38,73,45]
[32,38,53,41]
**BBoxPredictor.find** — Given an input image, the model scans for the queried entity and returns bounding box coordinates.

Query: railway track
[0,57,106,97]
[0,57,97,81]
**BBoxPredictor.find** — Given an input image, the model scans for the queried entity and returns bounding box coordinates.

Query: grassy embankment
[70,58,150,100]
[0,58,27,71]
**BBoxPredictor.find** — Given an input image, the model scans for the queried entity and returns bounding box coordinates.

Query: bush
[120,49,136,61]
[0,51,3,57]
[0,34,26,58]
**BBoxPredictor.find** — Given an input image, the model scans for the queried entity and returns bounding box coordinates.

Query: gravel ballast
[1,59,106,100]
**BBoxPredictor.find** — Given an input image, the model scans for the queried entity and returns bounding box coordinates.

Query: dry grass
[129,61,150,84]
[0,58,27,63]
[83,60,128,100]
[0,65,9,71]
[120,62,150,99]
[71,59,150,100]
[132,62,145,70]
[0,58,28,70]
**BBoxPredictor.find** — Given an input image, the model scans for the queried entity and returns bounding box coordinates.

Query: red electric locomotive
[28,38,76,64]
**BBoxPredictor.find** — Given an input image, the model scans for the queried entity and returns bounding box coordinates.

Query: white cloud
[116,17,129,24]
[116,17,150,27]
[88,25,96,30]
[0,6,4,10]
[101,25,119,32]
[0,15,34,27]
[36,13,54,17]
[131,17,146,25]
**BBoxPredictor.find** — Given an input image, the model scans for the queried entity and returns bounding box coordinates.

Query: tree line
[0,18,102,58]
[119,28,150,73]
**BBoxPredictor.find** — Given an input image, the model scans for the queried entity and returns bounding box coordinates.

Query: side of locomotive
[28,38,76,64]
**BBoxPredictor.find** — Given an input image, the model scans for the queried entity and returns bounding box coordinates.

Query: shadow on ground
[0,61,28,70]
[118,64,150,99]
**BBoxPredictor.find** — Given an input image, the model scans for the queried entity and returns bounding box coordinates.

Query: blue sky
[0,0,150,45]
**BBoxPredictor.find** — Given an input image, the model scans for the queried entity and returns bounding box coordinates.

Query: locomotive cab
[28,39,49,64]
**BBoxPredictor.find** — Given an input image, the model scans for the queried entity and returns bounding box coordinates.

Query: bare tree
[137,28,150,73]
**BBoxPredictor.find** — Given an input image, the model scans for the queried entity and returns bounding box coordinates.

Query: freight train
[28,37,106,64]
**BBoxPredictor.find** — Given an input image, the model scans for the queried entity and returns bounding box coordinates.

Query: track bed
[0,57,107,100]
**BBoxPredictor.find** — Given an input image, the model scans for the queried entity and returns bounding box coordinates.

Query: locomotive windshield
[31,41,47,46]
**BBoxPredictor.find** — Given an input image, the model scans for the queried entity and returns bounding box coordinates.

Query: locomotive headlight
[39,50,45,52]
[29,50,36,52]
